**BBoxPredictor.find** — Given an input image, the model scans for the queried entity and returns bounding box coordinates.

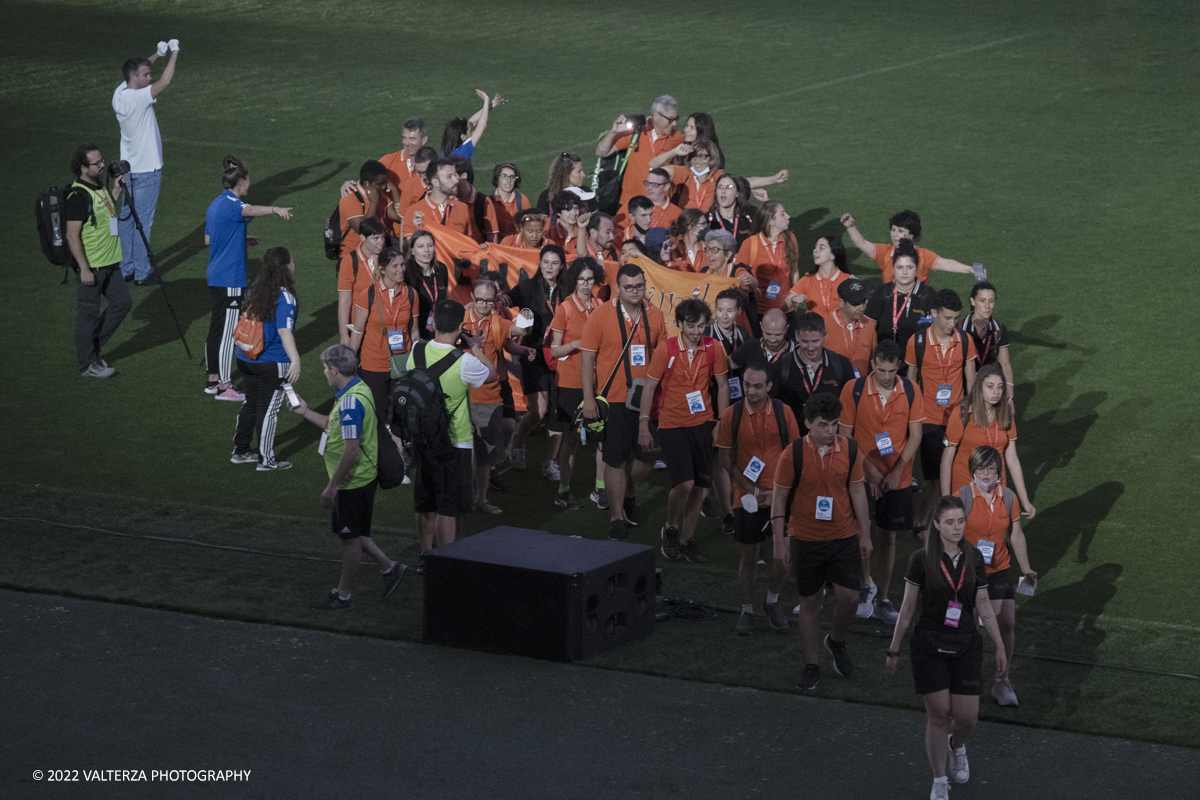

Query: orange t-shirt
[788,270,855,316]
[544,220,579,255]
[715,400,800,509]
[737,232,796,313]
[823,310,877,378]
[398,174,428,215]
[963,483,1020,574]
[404,195,473,239]
[666,165,722,211]
[461,189,500,243]
[612,125,684,207]
[353,280,414,373]
[492,192,531,240]
[613,199,682,236]
[874,243,939,283]
[838,376,926,487]
[905,331,977,426]
[945,411,1017,494]
[549,294,597,389]
[337,190,371,258]
[580,299,668,403]
[646,336,728,429]
[338,247,377,296]
[464,306,514,404]
[774,434,866,541]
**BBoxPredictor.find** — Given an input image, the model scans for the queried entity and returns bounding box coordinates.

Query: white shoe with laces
[855,579,877,619]
[930,777,950,800]
[992,676,1019,706]
[947,734,969,783]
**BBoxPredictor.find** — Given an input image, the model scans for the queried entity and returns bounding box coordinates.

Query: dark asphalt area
[2,589,1196,799]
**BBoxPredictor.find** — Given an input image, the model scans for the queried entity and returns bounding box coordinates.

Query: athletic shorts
[470,402,506,465]
[499,378,517,419]
[520,355,552,395]
[910,629,984,696]
[732,507,773,545]
[602,404,661,468]
[414,447,473,517]
[791,535,862,597]
[331,479,378,540]
[919,423,947,481]
[656,423,714,489]
[866,485,914,531]
[986,570,1015,601]
[557,386,583,426]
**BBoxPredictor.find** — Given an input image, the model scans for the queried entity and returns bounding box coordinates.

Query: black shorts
[500,377,517,419]
[919,423,947,481]
[330,479,378,540]
[414,447,474,517]
[866,485,914,531]
[732,507,773,545]
[791,535,862,597]
[557,386,583,426]
[657,423,714,489]
[602,404,660,468]
[520,355,553,395]
[910,628,984,696]
[986,570,1014,601]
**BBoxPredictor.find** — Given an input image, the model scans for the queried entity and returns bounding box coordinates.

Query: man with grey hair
[596,94,683,208]
[290,344,407,610]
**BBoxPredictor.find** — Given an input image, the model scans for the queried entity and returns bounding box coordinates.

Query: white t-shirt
[112,83,163,172]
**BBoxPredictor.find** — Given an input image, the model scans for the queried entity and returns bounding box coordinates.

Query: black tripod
[121,179,192,359]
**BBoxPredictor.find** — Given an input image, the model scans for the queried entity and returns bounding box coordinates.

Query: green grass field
[3,0,1198,748]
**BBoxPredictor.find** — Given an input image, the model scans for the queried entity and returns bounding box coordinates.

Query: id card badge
[875,432,894,456]
[426,312,435,331]
[936,384,952,406]
[743,456,766,482]
[944,600,963,628]
[686,389,706,414]
[815,495,833,521]
[853,367,861,379]
[387,329,405,352]
[630,344,646,366]
[766,280,782,300]
[728,376,743,399]
[109,216,119,236]
[977,539,995,565]
[318,432,328,456]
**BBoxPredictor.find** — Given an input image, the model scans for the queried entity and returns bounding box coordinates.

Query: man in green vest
[291,344,407,610]
[65,144,132,378]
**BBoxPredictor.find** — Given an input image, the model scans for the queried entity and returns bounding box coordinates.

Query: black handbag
[913,626,977,659]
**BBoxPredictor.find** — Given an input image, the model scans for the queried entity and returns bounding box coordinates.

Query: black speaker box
[422,526,656,662]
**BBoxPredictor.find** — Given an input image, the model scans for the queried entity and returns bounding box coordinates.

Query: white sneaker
[947,734,969,783]
[510,444,527,470]
[256,460,293,472]
[81,362,115,378]
[992,677,1019,706]
[541,459,561,481]
[930,777,950,800]
[855,579,877,619]
[653,459,667,470]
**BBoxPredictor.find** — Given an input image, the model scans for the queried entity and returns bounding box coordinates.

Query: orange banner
[624,255,741,333]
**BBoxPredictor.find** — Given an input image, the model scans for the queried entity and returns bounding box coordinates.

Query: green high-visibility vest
[71,181,122,268]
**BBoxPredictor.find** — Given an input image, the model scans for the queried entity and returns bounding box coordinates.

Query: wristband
[886,650,900,658]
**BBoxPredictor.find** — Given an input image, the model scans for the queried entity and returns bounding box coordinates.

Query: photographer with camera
[112,39,179,286]
[65,144,132,378]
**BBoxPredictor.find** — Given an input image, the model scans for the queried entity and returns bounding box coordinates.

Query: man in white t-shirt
[112,40,179,286]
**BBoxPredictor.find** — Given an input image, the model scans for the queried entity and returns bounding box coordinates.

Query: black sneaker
[135,273,163,287]
[608,519,628,541]
[381,563,408,599]
[680,539,706,564]
[311,589,353,610]
[701,495,714,518]
[623,497,640,526]
[489,472,506,491]
[661,525,681,560]
[797,663,820,691]
[824,634,854,677]
[722,513,735,535]
[762,600,789,630]
[554,491,582,510]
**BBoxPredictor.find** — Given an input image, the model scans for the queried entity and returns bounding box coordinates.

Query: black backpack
[36,185,83,282]
[849,376,915,412]
[373,423,407,490]
[324,190,367,262]
[389,342,464,453]
[591,128,638,216]
[730,398,790,461]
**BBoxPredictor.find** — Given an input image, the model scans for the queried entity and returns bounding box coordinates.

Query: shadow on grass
[1015,388,1105,498]
[294,300,339,356]
[275,398,334,462]
[1008,314,1090,351]
[105,276,209,363]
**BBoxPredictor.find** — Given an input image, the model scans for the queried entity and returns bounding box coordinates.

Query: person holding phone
[230,247,301,471]
[885,495,1007,800]
[595,96,685,209]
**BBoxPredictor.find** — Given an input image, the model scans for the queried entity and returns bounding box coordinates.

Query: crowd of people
[68,46,1040,799]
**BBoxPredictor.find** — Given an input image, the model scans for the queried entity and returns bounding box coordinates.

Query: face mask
[974,475,1000,493]
[691,166,711,178]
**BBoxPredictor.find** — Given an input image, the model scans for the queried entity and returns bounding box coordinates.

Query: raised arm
[596,115,630,158]
[466,89,501,148]
[649,143,692,169]
[242,204,293,219]
[931,255,978,276]
[151,43,179,99]
[839,213,877,260]
[746,170,789,189]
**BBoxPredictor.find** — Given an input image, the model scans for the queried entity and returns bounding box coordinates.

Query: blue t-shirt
[238,288,297,363]
[444,140,475,159]
[205,190,249,287]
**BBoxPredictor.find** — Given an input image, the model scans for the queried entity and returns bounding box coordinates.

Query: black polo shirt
[959,315,1009,369]
[730,337,793,374]
[866,281,936,354]
[773,348,854,431]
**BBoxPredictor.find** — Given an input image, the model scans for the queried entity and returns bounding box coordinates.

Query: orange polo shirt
[337,189,371,258]
[670,239,707,273]
[549,294,597,389]
[774,434,866,541]
[338,246,376,296]
[460,187,500,243]
[715,399,800,509]
[874,243,939,283]
[963,483,1020,574]
[353,279,414,373]
[737,232,796,313]
[666,165,723,211]
[945,411,1017,495]
[906,331,977,426]
[823,310,877,378]
[613,199,683,238]
[580,299,668,403]
[646,336,728,429]
[405,194,473,239]
[464,306,514,405]
[544,220,579,255]
[492,192,531,240]
[612,125,684,207]
[789,270,855,316]
[838,376,925,486]
[398,174,429,215]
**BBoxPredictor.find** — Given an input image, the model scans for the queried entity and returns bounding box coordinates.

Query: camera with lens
[108,159,132,179]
